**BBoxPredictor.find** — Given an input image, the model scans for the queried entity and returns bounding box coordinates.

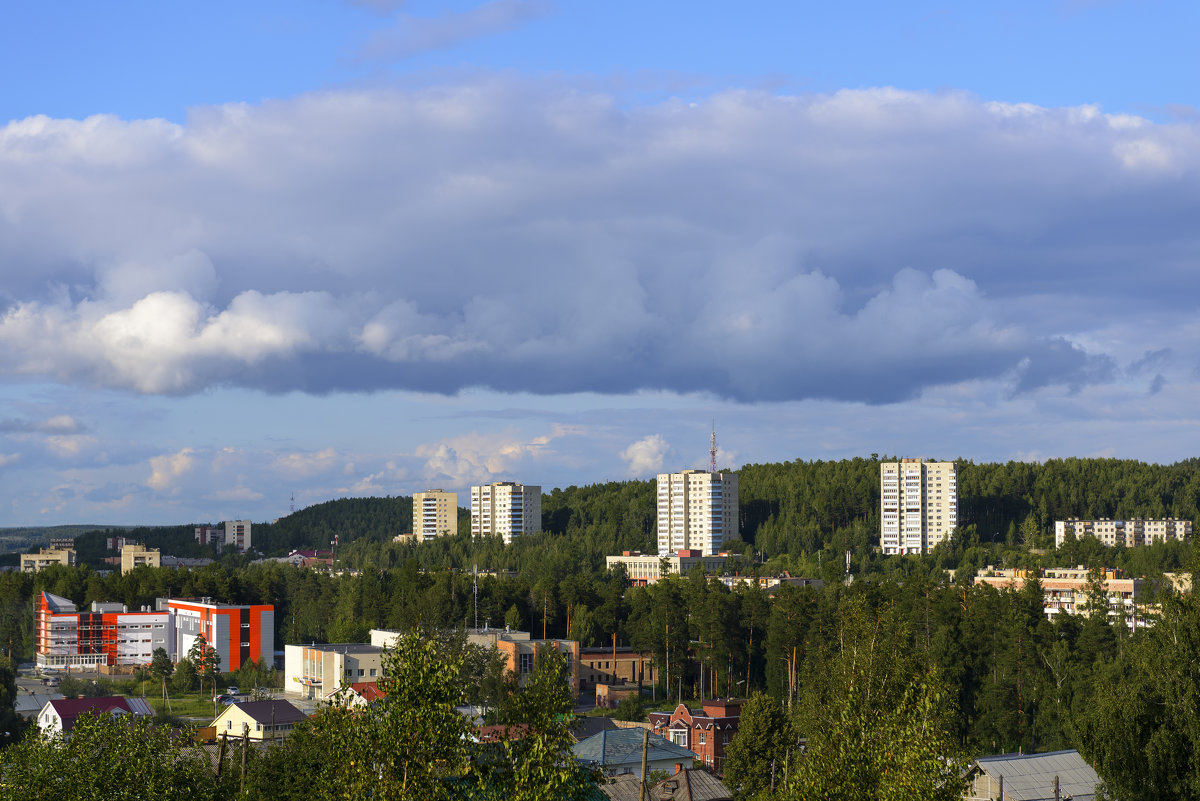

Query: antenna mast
[473,563,479,630]
[289,492,295,514]
[710,422,718,474]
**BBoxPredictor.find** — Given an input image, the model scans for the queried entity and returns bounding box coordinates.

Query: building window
[698,732,706,746]
[671,730,688,747]
[722,733,730,745]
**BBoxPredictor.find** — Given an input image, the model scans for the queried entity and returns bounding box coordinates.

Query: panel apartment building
[36,592,273,671]
[413,489,458,541]
[470,482,541,545]
[1054,518,1192,548]
[194,519,253,553]
[656,470,739,556]
[880,459,957,555]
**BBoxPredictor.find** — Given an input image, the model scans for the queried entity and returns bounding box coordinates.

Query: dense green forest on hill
[4,456,1200,796]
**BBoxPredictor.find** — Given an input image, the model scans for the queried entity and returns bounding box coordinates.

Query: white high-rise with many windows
[656,469,739,556]
[880,459,957,555]
[470,482,541,545]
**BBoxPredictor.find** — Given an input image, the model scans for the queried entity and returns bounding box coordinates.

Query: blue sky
[1,1,1198,525]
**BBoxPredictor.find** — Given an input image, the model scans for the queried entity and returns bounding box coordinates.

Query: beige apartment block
[20,548,77,573]
[471,482,541,545]
[880,459,957,555]
[413,489,458,541]
[656,470,739,556]
[974,566,1149,626]
[1054,518,1192,548]
[605,549,730,585]
[120,543,161,573]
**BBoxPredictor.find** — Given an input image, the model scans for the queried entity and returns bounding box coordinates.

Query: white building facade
[470,482,542,544]
[1054,517,1192,548]
[880,459,957,555]
[655,470,739,556]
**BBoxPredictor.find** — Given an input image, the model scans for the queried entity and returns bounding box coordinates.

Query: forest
[3,455,1200,797]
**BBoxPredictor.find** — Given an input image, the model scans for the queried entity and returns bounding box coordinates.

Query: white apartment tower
[413,490,458,541]
[470,482,542,545]
[880,459,957,555]
[656,470,739,556]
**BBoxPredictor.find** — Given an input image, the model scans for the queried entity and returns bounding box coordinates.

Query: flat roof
[299,643,383,654]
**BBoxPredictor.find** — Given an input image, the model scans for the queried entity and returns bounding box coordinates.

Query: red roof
[47,697,152,732]
[349,682,386,702]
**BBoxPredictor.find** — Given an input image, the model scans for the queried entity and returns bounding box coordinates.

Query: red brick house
[648,699,741,774]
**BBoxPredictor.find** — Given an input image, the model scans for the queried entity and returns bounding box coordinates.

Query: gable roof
[219,700,307,726]
[44,696,154,731]
[573,727,695,768]
[970,750,1100,801]
[600,769,732,801]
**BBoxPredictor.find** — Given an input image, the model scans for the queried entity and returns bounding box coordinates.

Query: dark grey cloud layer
[0,83,1196,403]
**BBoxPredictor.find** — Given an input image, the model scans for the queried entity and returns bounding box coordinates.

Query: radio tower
[710,422,718,473]
[289,492,295,515]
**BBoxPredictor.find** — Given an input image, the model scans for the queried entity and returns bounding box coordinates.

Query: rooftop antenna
[710,422,718,474]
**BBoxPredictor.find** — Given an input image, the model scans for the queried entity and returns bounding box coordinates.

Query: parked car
[226,686,240,695]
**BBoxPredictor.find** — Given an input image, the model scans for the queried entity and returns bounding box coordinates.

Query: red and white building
[36,592,169,670]
[35,591,273,672]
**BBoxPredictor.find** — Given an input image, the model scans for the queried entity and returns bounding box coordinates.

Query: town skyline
[3,1,1200,526]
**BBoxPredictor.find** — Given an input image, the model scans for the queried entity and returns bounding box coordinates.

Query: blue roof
[573,728,695,768]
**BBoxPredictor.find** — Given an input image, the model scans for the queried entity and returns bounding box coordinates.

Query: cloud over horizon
[1,83,1197,406]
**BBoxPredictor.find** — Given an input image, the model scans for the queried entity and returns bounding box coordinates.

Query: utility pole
[638,728,650,801]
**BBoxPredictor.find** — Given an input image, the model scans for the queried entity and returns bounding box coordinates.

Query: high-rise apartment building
[224,520,252,552]
[470,482,542,545]
[413,490,458,541]
[655,470,739,556]
[880,459,957,555]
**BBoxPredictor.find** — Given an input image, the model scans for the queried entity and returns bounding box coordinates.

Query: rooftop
[219,700,307,726]
[573,728,695,768]
[971,749,1101,801]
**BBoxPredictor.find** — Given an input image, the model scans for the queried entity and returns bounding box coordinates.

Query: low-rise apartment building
[283,643,385,700]
[1054,517,1191,548]
[20,548,77,572]
[605,550,730,585]
[973,566,1148,625]
[120,543,161,572]
[648,699,742,774]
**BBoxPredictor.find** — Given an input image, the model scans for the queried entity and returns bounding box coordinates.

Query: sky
[1,0,1199,526]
